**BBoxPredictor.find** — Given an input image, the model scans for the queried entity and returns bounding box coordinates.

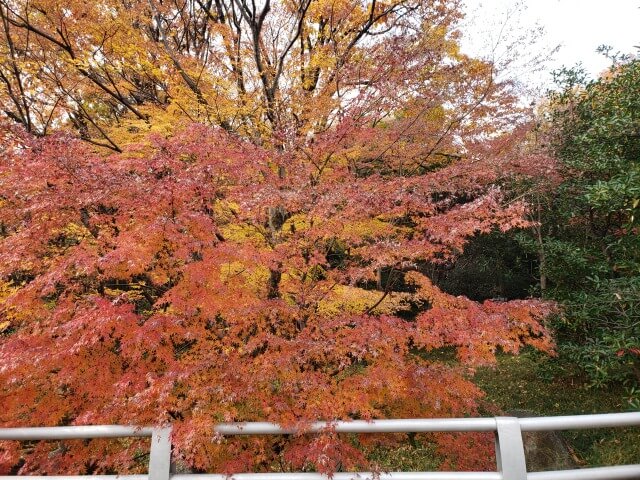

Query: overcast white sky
[460,0,640,89]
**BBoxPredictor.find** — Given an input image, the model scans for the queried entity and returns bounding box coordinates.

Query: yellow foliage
[0,280,20,333]
[106,106,189,147]
[47,222,93,254]
[219,261,270,297]
[317,285,412,317]
[62,222,92,238]
[281,214,312,234]
[103,284,148,308]
[341,217,402,241]
[0,281,16,302]
[220,224,267,246]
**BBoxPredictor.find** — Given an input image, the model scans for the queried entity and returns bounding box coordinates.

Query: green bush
[525,58,640,389]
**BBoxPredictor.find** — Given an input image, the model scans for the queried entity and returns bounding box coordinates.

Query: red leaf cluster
[0,122,553,473]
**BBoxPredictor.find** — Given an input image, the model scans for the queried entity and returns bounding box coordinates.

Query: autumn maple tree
[1,0,553,474]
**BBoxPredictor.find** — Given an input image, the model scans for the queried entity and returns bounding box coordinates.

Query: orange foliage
[0,121,553,473]
[0,0,555,473]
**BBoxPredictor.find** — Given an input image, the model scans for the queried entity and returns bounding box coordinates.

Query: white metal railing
[0,413,639,480]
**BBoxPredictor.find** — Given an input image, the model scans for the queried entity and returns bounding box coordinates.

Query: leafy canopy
[532,58,640,387]
[0,0,554,474]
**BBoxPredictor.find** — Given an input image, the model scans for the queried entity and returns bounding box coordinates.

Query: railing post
[495,417,527,480]
[149,427,172,480]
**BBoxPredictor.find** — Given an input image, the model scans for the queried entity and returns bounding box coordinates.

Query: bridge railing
[1,412,639,480]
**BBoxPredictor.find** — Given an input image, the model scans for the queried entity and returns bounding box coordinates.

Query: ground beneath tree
[474,350,640,468]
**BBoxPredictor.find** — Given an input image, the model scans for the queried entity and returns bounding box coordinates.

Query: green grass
[474,350,640,467]
[366,442,441,472]
[365,350,640,471]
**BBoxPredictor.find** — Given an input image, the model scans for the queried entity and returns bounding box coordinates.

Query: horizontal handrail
[0,477,148,480]
[213,418,498,435]
[171,474,502,480]
[171,467,640,480]
[213,412,640,435]
[2,412,638,440]
[518,411,640,431]
[528,464,640,480]
[1,467,640,480]
[0,475,502,480]
[0,413,639,480]
[0,426,153,441]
